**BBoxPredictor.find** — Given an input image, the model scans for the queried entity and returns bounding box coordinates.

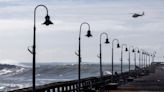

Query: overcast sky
[0,0,164,64]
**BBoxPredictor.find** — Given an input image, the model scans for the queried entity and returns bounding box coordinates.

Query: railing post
[47,89,50,92]
[57,87,60,92]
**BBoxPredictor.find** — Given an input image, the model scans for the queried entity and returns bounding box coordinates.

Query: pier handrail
[9,63,157,92]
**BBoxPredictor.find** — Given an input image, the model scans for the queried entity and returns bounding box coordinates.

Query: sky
[0,0,164,64]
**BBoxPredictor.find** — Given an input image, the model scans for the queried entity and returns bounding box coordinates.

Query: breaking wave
[0,63,131,91]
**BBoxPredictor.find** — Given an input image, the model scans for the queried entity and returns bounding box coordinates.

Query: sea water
[0,62,135,91]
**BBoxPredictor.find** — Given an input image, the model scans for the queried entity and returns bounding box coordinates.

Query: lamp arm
[34,4,49,27]
[28,46,33,54]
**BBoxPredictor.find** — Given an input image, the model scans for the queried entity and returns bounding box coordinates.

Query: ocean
[0,62,135,92]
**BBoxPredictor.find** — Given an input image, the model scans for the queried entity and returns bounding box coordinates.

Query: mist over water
[0,62,135,91]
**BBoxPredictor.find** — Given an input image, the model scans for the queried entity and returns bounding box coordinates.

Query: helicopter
[131,11,144,18]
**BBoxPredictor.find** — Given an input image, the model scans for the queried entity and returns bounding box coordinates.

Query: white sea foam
[0,83,32,91]
[8,67,27,76]
[0,67,27,77]
[0,86,5,90]
[104,71,112,75]
[0,69,13,75]
[36,74,41,77]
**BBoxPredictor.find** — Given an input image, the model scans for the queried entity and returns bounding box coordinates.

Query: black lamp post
[120,44,128,74]
[28,5,53,92]
[141,50,145,68]
[134,47,139,70]
[138,49,141,68]
[146,52,150,67]
[151,53,155,65]
[142,51,145,68]
[111,39,120,76]
[152,51,156,62]
[144,52,147,68]
[99,32,110,80]
[150,54,153,65]
[142,51,146,68]
[128,46,134,72]
[148,53,151,66]
[77,22,92,92]
[145,52,148,67]
[127,46,135,82]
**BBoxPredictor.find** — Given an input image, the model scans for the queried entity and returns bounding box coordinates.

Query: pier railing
[9,65,155,92]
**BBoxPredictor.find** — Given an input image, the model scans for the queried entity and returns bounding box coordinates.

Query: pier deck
[110,64,164,92]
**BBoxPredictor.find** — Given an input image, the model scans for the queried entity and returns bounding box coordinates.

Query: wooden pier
[111,62,164,92]
[9,62,163,92]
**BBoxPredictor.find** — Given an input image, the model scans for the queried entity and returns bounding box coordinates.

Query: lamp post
[99,32,110,80]
[142,51,146,68]
[134,47,139,70]
[148,53,151,66]
[111,39,120,76]
[28,5,53,92]
[141,50,145,68]
[138,49,141,68]
[141,50,144,68]
[151,54,155,65]
[140,50,143,68]
[150,54,153,64]
[120,44,128,74]
[141,51,145,68]
[128,46,134,72]
[146,52,149,67]
[77,22,92,92]
[152,51,156,62]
